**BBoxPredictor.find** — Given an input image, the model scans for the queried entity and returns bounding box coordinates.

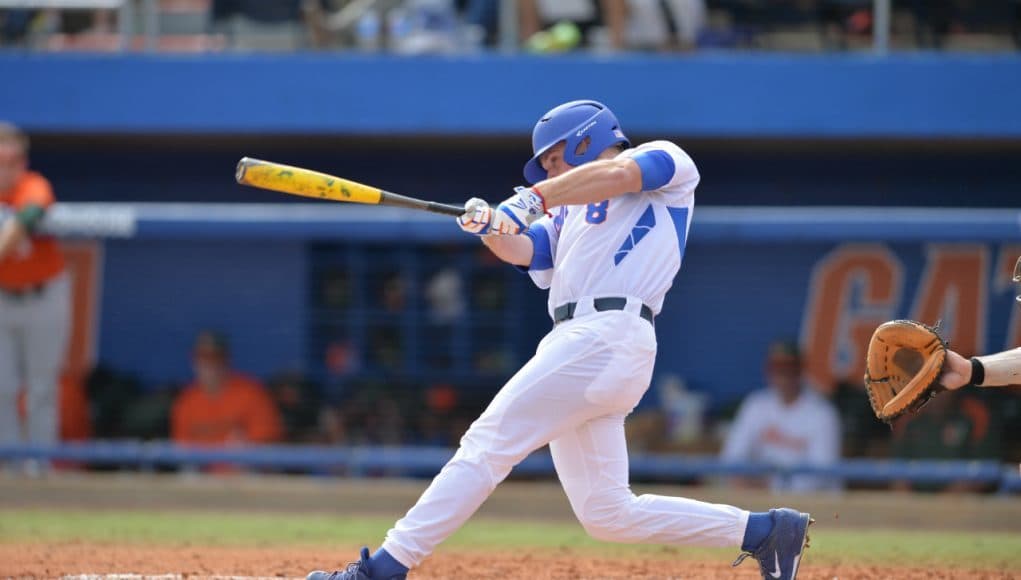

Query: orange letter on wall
[802,244,902,393]
[996,245,1021,349]
[909,245,988,357]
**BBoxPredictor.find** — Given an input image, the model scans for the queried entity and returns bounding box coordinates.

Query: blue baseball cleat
[732,508,813,580]
[306,547,407,580]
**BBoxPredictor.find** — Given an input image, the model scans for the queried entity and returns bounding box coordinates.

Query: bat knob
[235,157,251,184]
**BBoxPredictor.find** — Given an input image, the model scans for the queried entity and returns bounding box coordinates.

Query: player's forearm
[973,348,1021,386]
[536,157,641,208]
[0,219,26,261]
[481,233,533,267]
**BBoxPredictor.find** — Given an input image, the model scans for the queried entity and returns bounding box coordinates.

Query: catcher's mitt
[864,320,947,422]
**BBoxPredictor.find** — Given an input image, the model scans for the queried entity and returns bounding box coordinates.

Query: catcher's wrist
[968,357,986,387]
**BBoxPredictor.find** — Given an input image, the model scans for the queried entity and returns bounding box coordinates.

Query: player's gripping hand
[490,186,547,235]
[457,197,492,235]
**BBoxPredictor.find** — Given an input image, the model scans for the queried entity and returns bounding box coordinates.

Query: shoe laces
[322,560,362,579]
[731,551,753,567]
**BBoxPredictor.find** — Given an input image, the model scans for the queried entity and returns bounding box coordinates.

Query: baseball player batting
[308,100,812,580]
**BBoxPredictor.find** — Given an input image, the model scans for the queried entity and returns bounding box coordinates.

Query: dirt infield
[2,475,1019,579]
[1,541,1014,580]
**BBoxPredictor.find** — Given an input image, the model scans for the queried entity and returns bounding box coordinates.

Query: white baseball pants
[0,272,71,445]
[381,304,748,568]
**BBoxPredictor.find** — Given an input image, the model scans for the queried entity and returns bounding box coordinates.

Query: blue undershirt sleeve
[632,149,676,191]
[513,223,554,273]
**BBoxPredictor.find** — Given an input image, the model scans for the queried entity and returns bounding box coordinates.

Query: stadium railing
[0,442,1017,493]
[43,203,1021,242]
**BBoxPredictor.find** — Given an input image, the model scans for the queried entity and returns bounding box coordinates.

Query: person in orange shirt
[171,331,283,446]
[0,122,70,450]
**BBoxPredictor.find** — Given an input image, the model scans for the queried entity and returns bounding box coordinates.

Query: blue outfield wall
[99,239,308,384]
[50,204,1021,405]
[2,52,1021,137]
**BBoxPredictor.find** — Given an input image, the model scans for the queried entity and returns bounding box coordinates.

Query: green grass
[1,509,1018,569]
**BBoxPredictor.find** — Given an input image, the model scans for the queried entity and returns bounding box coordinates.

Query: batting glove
[490,186,547,235]
[457,197,492,235]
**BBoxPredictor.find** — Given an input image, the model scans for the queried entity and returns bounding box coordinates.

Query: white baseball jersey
[524,140,698,317]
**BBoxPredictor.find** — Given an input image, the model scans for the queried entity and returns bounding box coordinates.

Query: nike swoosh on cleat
[770,551,782,579]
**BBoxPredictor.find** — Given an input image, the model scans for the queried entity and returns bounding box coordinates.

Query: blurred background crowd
[1,0,1020,53]
[58,327,1019,492]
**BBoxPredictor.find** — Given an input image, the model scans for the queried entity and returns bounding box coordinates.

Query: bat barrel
[235,156,462,216]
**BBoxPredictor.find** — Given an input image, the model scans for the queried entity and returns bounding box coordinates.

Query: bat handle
[427,202,467,217]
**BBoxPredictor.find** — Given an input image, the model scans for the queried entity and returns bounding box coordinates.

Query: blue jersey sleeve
[626,141,699,205]
[632,149,676,191]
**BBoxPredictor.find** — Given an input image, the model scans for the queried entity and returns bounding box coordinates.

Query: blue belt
[553,297,654,326]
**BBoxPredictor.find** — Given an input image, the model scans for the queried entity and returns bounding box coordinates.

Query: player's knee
[577,495,640,543]
[446,445,513,491]
[455,428,534,478]
[581,519,623,542]
[580,514,637,543]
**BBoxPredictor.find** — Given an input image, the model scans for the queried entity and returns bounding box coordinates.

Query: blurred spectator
[998,386,1021,463]
[268,371,323,443]
[325,338,360,378]
[462,0,500,45]
[0,9,35,46]
[16,369,92,442]
[320,404,349,445]
[891,390,1002,492]
[416,382,460,445]
[627,0,707,51]
[119,384,176,441]
[307,0,472,53]
[425,266,465,324]
[381,271,406,312]
[319,267,352,309]
[86,365,143,440]
[626,374,708,454]
[907,0,1021,50]
[369,325,402,369]
[830,378,890,458]
[519,0,615,51]
[213,0,312,50]
[518,0,710,54]
[0,122,71,458]
[171,331,282,446]
[340,381,407,444]
[721,340,841,493]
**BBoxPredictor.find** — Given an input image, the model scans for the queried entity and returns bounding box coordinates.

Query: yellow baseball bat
[235,157,465,217]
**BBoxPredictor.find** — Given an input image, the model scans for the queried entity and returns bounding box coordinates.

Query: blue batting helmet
[523,100,630,184]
